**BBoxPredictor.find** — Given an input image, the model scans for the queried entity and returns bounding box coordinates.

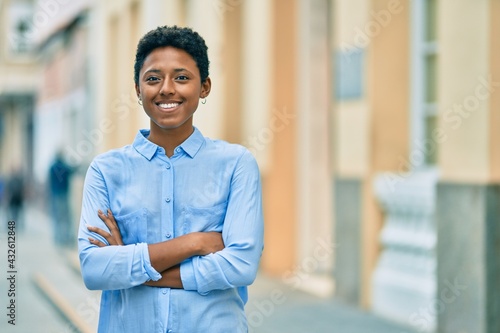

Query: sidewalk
[1,206,418,333]
[0,205,99,333]
[247,274,418,333]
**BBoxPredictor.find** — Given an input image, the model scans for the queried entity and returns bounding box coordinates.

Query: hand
[193,232,225,255]
[87,209,124,247]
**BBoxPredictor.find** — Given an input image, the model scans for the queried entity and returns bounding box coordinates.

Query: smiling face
[135,46,211,134]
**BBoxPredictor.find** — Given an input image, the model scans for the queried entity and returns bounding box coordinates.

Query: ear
[200,77,212,98]
[135,83,141,99]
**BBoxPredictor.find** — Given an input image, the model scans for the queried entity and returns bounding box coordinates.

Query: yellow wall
[261,0,298,275]
[222,4,243,143]
[370,0,410,172]
[489,0,500,181]
[438,0,490,182]
[334,0,371,177]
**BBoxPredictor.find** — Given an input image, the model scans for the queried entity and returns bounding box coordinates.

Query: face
[135,46,211,133]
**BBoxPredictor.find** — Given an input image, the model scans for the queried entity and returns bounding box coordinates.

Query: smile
[157,102,181,110]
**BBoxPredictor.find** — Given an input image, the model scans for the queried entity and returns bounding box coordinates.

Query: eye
[146,76,160,82]
[176,75,189,81]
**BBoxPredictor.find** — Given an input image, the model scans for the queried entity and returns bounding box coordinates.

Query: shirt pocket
[115,208,149,245]
[183,201,227,234]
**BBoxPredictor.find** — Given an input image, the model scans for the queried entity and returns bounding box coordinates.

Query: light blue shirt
[78,128,264,333]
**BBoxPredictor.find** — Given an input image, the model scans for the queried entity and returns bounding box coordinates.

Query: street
[0,206,86,333]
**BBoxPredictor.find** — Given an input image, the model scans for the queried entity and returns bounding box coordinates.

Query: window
[6,2,34,55]
[411,0,438,165]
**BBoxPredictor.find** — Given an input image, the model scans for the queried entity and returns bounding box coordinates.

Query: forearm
[147,233,203,273]
[144,265,183,288]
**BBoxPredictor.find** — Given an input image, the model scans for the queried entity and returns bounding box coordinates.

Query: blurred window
[412,0,438,165]
[6,2,34,56]
[335,48,364,101]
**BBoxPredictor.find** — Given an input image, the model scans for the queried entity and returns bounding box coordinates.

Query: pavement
[0,205,418,333]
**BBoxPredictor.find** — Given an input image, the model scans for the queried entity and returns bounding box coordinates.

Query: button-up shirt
[78,127,264,333]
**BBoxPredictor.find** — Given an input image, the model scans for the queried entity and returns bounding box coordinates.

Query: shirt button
[165,233,171,238]
[162,289,167,295]
[165,163,171,169]
[165,197,171,203]
[175,147,181,153]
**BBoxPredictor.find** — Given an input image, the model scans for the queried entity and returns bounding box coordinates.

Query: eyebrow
[173,68,192,74]
[143,69,162,76]
[143,68,193,76]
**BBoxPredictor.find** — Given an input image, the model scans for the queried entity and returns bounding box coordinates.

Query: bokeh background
[1,0,499,332]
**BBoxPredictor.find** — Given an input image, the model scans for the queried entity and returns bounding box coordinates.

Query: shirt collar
[178,127,204,158]
[133,129,158,160]
[133,127,205,160]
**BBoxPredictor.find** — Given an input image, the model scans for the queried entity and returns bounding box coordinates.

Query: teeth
[158,103,179,109]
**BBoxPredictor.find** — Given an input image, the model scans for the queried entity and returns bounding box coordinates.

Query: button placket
[162,160,174,246]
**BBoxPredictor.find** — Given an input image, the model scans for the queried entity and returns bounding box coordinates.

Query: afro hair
[134,25,210,85]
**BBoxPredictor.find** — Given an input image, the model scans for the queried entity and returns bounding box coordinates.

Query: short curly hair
[134,25,210,85]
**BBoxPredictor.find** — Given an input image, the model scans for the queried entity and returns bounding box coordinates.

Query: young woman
[78,26,264,332]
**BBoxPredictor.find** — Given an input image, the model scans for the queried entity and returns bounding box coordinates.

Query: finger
[87,225,111,240]
[98,208,118,230]
[88,237,107,247]
[107,208,115,221]
[98,210,118,232]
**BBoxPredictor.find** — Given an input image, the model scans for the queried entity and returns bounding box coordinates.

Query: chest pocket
[183,201,227,234]
[115,208,149,245]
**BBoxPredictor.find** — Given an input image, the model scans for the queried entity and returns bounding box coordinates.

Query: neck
[147,122,194,157]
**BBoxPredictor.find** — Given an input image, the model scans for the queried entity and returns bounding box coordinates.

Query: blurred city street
[0,204,417,333]
[0,205,85,333]
[1,0,499,332]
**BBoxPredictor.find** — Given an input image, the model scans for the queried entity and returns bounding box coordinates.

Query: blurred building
[5,0,499,333]
[0,0,37,183]
[333,1,500,333]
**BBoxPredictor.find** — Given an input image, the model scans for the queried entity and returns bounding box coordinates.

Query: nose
[160,78,175,96]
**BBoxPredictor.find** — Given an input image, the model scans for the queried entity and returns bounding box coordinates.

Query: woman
[78,25,264,332]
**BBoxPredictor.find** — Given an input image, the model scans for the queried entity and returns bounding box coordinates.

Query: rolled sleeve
[139,243,162,282]
[180,258,200,292]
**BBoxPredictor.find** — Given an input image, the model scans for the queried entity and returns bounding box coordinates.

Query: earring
[201,98,207,105]
[138,98,143,106]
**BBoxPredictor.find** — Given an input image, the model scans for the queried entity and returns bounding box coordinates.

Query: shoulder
[88,144,135,172]
[205,138,255,162]
[202,138,259,173]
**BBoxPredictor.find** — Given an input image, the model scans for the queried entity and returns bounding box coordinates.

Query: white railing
[372,168,439,333]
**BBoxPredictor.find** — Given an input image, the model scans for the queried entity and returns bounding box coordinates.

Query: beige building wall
[261,0,298,275]
[294,0,334,296]
[489,0,500,181]
[189,0,225,140]
[437,0,490,182]
[240,0,273,171]
[98,1,146,152]
[221,3,243,144]
[334,0,371,178]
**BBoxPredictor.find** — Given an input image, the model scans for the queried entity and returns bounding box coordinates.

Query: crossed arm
[80,151,263,293]
[87,209,224,289]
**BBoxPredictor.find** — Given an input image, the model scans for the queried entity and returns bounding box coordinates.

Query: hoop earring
[138,98,143,106]
[201,98,207,105]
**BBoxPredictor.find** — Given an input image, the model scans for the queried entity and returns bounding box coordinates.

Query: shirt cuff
[140,243,162,281]
[180,258,197,291]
